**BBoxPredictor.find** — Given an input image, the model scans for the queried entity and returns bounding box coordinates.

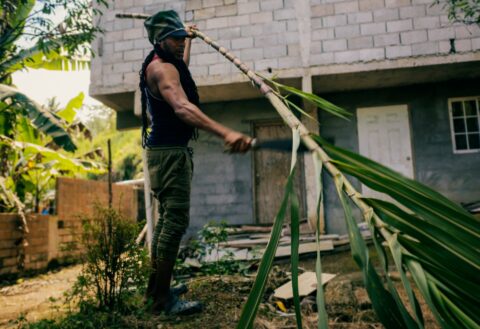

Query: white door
[357,105,414,200]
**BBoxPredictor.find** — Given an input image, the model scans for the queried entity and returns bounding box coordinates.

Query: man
[139,10,252,315]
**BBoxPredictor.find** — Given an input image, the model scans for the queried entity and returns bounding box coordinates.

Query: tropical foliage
[433,0,480,25]
[188,28,480,329]
[0,0,107,219]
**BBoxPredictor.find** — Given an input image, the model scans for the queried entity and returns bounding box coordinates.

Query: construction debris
[274,271,336,299]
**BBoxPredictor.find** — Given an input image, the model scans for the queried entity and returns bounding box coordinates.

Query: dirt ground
[0,248,439,329]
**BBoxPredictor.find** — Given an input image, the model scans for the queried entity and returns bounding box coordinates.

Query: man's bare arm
[151,62,251,152]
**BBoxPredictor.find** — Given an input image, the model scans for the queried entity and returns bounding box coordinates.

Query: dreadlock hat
[144,10,188,44]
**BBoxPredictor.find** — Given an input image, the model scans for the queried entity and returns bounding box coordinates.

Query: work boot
[158,292,203,316]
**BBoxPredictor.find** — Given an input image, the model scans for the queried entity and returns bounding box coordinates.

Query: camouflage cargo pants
[146,146,193,262]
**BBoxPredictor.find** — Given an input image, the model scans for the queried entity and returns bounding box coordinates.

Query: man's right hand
[224,131,252,153]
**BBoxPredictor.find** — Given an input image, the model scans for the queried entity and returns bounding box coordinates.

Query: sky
[12,69,101,107]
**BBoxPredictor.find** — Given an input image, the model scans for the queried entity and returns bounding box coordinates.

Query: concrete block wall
[91,0,480,96]
[0,179,139,275]
[0,214,51,275]
[318,79,480,234]
[55,177,138,259]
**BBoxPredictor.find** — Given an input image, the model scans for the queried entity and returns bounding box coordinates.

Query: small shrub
[176,221,253,277]
[68,205,149,313]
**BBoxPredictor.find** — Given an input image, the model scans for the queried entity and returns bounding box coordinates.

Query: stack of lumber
[200,221,372,263]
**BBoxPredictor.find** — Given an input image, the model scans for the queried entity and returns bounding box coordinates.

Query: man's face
[160,36,186,60]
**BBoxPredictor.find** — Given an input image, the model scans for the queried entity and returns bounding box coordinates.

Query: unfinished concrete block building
[90,0,480,234]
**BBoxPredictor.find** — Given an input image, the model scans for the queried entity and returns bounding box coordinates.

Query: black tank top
[145,50,200,147]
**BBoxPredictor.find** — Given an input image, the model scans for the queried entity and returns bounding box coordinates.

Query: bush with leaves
[176,221,254,277]
[68,205,149,313]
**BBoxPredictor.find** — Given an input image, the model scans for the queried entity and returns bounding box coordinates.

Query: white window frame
[448,96,480,154]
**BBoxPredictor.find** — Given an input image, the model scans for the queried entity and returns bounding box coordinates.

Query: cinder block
[438,40,451,53]
[359,48,385,61]
[195,8,216,21]
[399,5,426,19]
[189,66,208,76]
[455,25,480,38]
[385,0,411,7]
[348,36,374,49]
[334,50,360,63]
[455,39,472,52]
[426,3,446,15]
[208,63,231,75]
[288,19,298,31]
[261,0,284,11]
[310,52,335,65]
[206,17,229,29]
[228,14,251,26]
[335,24,360,38]
[413,16,440,29]
[221,27,242,39]
[387,19,413,33]
[411,41,438,55]
[196,52,219,65]
[254,34,279,47]
[105,31,123,43]
[238,2,260,14]
[278,56,301,68]
[114,18,133,30]
[386,45,412,58]
[250,12,273,24]
[361,22,386,35]
[224,0,236,4]
[374,8,399,22]
[231,37,254,49]
[134,39,151,49]
[264,45,287,58]
[124,49,144,61]
[202,0,223,8]
[283,31,299,43]
[114,40,134,52]
[472,38,480,51]
[186,0,202,11]
[312,28,335,40]
[374,33,400,46]
[240,48,264,61]
[400,30,427,44]
[428,27,455,41]
[312,4,335,16]
[359,0,385,11]
[335,1,359,14]
[287,44,300,56]
[323,14,347,27]
[348,12,373,24]
[323,39,348,52]
[255,58,279,71]
[274,9,296,20]
[241,25,264,37]
[123,28,143,40]
[264,21,287,34]
[216,4,237,17]
[104,73,123,85]
[113,62,133,73]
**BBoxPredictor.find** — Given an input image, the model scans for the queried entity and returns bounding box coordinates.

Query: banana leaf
[0,84,77,151]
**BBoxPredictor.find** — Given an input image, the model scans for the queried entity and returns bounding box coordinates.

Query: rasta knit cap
[144,10,188,44]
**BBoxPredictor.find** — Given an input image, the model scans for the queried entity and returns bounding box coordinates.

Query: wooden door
[254,122,306,224]
[357,105,414,200]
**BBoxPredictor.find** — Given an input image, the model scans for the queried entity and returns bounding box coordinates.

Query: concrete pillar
[301,73,325,233]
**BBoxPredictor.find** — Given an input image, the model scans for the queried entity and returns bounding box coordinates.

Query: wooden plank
[219,236,290,248]
[274,271,336,299]
[273,240,334,258]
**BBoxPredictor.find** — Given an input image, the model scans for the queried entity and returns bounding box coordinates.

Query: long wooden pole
[114,12,387,235]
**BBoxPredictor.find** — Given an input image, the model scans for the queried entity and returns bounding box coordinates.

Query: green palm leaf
[0,84,77,151]
[312,134,480,328]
